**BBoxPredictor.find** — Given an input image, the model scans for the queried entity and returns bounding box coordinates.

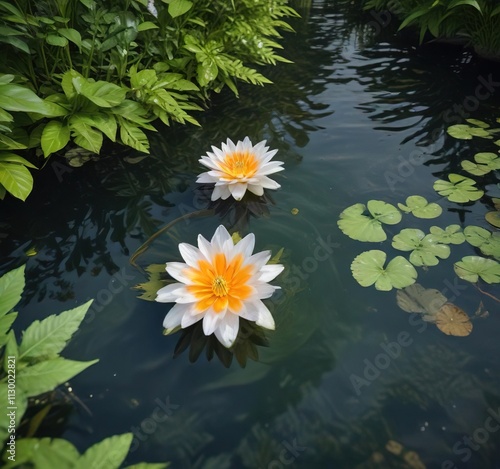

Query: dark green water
[2,1,500,468]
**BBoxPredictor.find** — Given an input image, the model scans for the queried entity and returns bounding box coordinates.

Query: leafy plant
[428,225,466,244]
[350,250,418,291]
[392,228,450,266]
[433,173,484,203]
[397,195,442,218]
[454,256,500,284]
[461,152,500,176]
[464,225,500,259]
[337,200,401,242]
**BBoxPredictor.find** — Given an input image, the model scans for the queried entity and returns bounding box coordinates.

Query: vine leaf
[454,256,500,284]
[351,250,417,291]
[433,174,484,203]
[337,200,401,242]
[398,195,442,219]
[392,228,450,266]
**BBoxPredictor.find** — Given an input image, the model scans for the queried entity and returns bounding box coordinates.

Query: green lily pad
[485,211,500,229]
[337,200,402,242]
[392,228,451,266]
[351,250,417,291]
[461,152,500,176]
[465,119,490,129]
[433,174,484,203]
[447,124,492,140]
[454,256,500,284]
[429,225,465,245]
[397,195,442,219]
[464,225,500,259]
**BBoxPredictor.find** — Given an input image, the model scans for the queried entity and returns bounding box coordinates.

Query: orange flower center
[186,253,253,313]
[219,151,258,179]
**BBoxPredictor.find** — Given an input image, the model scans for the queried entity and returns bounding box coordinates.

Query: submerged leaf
[433,174,484,203]
[392,228,450,266]
[351,250,417,291]
[429,225,465,245]
[434,304,472,337]
[337,200,401,242]
[454,256,500,284]
[396,283,447,315]
[397,195,442,219]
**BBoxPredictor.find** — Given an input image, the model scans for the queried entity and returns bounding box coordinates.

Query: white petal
[228,183,248,201]
[179,243,203,268]
[181,310,203,328]
[163,303,190,330]
[232,232,255,260]
[211,225,233,253]
[196,172,218,183]
[258,264,285,282]
[261,149,279,164]
[156,283,189,303]
[238,302,259,322]
[211,184,231,201]
[203,308,224,336]
[245,251,271,270]
[254,283,278,299]
[252,300,275,330]
[258,176,281,189]
[258,161,285,176]
[166,262,191,284]
[199,156,221,171]
[247,184,264,196]
[197,234,214,261]
[214,313,239,348]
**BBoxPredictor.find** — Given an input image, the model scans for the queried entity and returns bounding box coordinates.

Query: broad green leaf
[119,119,150,153]
[73,433,133,469]
[137,21,159,31]
[19,300,93,361]
[0,36,30,54]
[351,250,417,291]
[461,152,500,176]
[0,312,17,347]
[447,124,491,140]
[46,34,68,47]
[61,69,85,100]
[130,69,157,90]
[464,225,500,259]
[337,201,401,242]
[392,228,450,266]
[485,211,500,229]
[0,74,15,84]
[16,357,99,398]
[69,116,103,154]
[168,0,193,18]
[429,225,465,244]
[81,81,126,108]
[0,152,36,169]
[0,84,47,113]
[5,437,80,469]
[433,173,484,203]
[124,464,170,469]
[454,256,500,284]
[0,265,24,317]
[398,195,442,218]
[0,133,27,150]
[41,120,70,157]
[0,161,33,200]
[465,119,489,128]
[58,28,82,47]
[197,60,218,87]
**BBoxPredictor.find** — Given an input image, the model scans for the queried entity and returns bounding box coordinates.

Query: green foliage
[461,152,500,176]
[350,250,418,291]
[433,173,484,203]
[392,228,451,266]
[0,0,298,200]
[464,225,500,259]
[428,225,466,244]
[397,195,442,218]
[364,0,500,58]
[337,200,402,242]
[454,256,500,283]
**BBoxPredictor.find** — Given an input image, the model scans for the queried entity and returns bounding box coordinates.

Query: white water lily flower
[196,137,284,201]
[156,225,284,347]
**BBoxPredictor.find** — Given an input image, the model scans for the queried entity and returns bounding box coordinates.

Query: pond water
[2,1,500,468]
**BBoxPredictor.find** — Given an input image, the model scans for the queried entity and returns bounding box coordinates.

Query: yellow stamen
[219,151,258,179]
[212,276,229,297]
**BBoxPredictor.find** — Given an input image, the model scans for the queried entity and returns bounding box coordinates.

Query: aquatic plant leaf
[134,264,169,301]
[485,211,500,229]
[10,437,80,469]
[464,225,500,259]
[447,124,491,140]
[337,200,401,242]
[74,433,133,469]
[433,174,484,203]
[454,256,500,284]
[0,264,24,317]
[398,195,442,219]
[396,283,447,315]
[434,304,472,337]
[429,225,465,244]
[392,228,450,266]
[461,152,500,176]
[465,118,489,128]
[351,250,417,291]
[18,300,93,361]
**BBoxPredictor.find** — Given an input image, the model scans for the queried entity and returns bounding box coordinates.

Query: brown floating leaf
[435,303,473,337]
[404,450,426,469]
[396,283,447,315]
[385,440,403,456]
